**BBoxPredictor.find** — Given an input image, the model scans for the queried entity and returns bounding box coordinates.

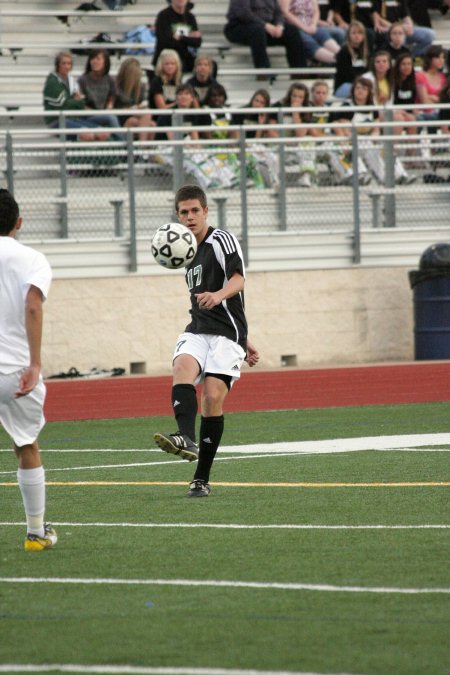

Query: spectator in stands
[334,20,370,98]
[415,45,447,121]
[230,88,278,139]
[363,50,394,105]
[308,79,344,183]
[155,83,236,189]
[77,48,121,139]
[152,0,202,74]
[392,52,418,142]
[439,76,450,133]
[408,0,450,26]
[186,54,219,106]
[331,75,414,183]
[364,50,416,134]
[332,0,376,52]
[230,88,280,187]
[148,49,183,120]
[275,82,318,187]
[317,0,346,46]
[385,22,411,64]
[155,83,202,142]
[198,83,232,139]
[393,52,417,109]
[371,0,435,58]
[43,51,109,141]
[223,0,307,74]
[278,0,341,64]
[115,57,155,141]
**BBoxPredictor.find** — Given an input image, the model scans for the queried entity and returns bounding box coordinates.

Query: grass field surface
[1,403,449,675]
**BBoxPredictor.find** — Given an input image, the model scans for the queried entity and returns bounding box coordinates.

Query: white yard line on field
[0,433,449,477]
[0,576,448,594]
[0,665,357,675]
[1,522,449,530]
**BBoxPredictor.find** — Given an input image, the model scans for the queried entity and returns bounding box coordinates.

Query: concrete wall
[42,267,414,377]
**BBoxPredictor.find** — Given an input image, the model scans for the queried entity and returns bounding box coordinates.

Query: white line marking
[0,434,448,476]
[0,576,448,594]
[0,666,352,675]
[1,522,449,530]
[1,432,450,455]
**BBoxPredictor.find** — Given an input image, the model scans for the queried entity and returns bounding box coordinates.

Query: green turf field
[1,403,449,675]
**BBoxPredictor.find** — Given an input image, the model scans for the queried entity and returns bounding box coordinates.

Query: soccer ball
[151,222,197,269]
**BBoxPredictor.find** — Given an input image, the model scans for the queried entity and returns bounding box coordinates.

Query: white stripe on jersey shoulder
[209,228,237,255]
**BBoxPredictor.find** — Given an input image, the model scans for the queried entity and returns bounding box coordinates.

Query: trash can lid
[419,243,450,270]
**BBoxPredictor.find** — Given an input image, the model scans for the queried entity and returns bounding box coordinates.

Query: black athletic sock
[194,415,224,482]
[172,384,197,442]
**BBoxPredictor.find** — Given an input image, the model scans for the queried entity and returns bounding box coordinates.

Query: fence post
[5,131,14,193]
[239,128,249,266]
[213,196,228,231]
[351,122,361,264]
[277,109,287,231]
[59,114,69,238]
[126,129,137,272]
[172,112,184,192]
[383,107,396,228]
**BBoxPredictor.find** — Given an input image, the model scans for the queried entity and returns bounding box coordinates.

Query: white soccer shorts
[173,333,246,387]
[0,370,46,447]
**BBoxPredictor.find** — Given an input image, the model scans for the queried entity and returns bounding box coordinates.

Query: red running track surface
[44,362,450,422]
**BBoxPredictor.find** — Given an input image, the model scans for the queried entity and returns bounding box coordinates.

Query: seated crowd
[41,0,450,187]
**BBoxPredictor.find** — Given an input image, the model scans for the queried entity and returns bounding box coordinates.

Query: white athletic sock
[17,466,46,537]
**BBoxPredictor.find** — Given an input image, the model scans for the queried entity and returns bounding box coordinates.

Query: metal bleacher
[0,0,318,113]
[1,0,449,114]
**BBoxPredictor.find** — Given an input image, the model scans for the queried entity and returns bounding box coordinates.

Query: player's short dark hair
[0,189,19,236]
[175,184,208,210]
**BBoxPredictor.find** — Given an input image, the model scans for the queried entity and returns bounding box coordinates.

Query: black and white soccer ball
[151,222,197,269]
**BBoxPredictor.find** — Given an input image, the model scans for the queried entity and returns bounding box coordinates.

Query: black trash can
[409,243,450,360]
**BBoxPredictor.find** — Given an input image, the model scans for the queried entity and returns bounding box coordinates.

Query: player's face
[177,199,208,242]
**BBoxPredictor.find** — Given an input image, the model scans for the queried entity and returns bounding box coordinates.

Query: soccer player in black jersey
[154,184,259,497]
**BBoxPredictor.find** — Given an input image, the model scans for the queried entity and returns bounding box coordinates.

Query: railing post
[239,128,249,266]
[126,129,137,272]
[59,114,69,238]
[172,112,184,192]
[5,131,14,193]
[383,107,396,228]
[213,196,228,231]
[351,122,361,264]
[277,109,287,231]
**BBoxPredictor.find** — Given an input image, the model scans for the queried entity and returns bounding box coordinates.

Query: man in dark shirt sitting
[224,0,306,73]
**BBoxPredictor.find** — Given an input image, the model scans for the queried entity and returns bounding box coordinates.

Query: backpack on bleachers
[122,25,156,55]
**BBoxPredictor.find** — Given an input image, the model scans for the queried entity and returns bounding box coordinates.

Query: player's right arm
[16,285,43,398]
[195,271,244,310]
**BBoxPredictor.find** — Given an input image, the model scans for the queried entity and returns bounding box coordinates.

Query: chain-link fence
[1,107,450,266]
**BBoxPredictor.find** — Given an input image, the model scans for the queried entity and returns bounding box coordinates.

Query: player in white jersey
[154,184,259,497]
[0,189,57,550]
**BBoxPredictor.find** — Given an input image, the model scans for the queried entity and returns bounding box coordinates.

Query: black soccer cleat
[187,479,211,497]
[154,432,198,462]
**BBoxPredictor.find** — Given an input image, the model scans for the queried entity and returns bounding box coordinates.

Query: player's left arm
[245,338,260,367]
[195,271,244,310]
[15,285,44,398]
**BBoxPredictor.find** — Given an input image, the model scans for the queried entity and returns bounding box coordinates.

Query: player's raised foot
[154,432,198,462]
[24,524,57,552]
[187,479,211,497]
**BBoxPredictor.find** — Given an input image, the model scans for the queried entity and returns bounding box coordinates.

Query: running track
[44,362,450,421]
